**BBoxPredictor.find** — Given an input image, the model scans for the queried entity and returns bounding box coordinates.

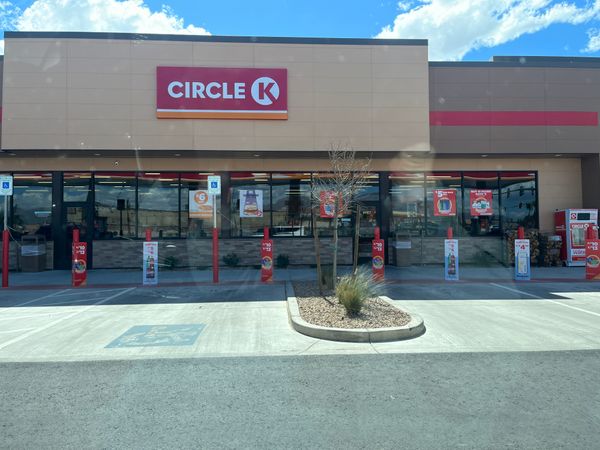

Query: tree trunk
[312,212,324,294]
[332,202,339,290]
[353,204,360,275]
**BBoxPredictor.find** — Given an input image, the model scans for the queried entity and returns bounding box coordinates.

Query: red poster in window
[433,189,456,217]
[319,191,344,218]
[72,242,87,288]
[470,190,493,216]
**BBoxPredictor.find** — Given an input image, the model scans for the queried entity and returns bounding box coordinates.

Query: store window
[181,173,219,238]
[390,172,425,238]
[138,172,180,239]
[462,172,500,236]
[425,172,461,237]
[500,172,538,231]
[271,173,312,237]
[94,172,136,239]
[230,172,271,237]
[64,172,92,202]
[12,173,53,239]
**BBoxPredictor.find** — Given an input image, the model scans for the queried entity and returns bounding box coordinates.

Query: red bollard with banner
[71,228,87,287]
[261,227,273,282]
[372,226,385,280]
[585,225,600,280]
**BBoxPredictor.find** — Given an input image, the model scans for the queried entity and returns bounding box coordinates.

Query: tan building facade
[0,32,597,270]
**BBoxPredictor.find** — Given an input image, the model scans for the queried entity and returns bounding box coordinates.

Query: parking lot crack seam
[0,288,136,351]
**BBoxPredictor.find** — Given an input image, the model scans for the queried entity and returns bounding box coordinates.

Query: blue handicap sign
[1,182,8,189]
[211,181,218,188]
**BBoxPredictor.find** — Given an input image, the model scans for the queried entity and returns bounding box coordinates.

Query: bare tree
[311,142,372,290]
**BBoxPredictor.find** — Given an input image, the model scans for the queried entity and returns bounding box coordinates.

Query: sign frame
[0,175,13,196]
[444,239,459,281]
[143,241,159,285]
[514,239,531,281]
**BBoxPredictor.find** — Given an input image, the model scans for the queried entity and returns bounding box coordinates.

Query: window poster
[189,190,213,219]
[240,190,264,218]
[470,190,493,216]
[433,189,457,217]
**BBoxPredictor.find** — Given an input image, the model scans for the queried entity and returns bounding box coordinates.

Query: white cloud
[377,0,600,60]
[583,27,600,52]
[1,0,210,54]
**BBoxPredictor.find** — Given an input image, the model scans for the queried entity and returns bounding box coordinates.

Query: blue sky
[2,0,600,61]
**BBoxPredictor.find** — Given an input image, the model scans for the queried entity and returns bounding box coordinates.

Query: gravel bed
[292,282,411,329]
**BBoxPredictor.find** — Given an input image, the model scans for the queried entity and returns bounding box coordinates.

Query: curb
[285,282,426,343]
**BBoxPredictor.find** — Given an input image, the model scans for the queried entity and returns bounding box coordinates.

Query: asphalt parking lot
[1,275,600,362]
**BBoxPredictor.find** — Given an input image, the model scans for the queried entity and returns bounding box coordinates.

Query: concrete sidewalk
[1,264,588,289]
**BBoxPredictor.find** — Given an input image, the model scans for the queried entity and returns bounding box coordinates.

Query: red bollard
[372,226,384,280]
[145,228,152,242]
[447,227,453,239]
[2,229,8,288]
[73,227,80,243]
[212,227,219,283]
[518,226,525,240]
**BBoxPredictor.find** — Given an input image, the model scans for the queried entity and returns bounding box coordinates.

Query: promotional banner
[71,242,87,287]
[470,190,493,216]
[514,239,531,281]
[156,67,288,120]
[240,190,264,218]
[261,238,274,282]
[189,190,213,219]
[444,239,459,281]
[372,237,385,281]
[319,191,344,219]
[586,240,600,280]
[143,242,159,285]
[434,189,457,217]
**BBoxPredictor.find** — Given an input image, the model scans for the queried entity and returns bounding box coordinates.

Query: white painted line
[490,283,600,318]
[489,283,543,299]
[42,298,105,306]
[10,289,72,308]
[0,327,36,334]
[45,288,129,298]
[0,313,66,322]
[0,287,136,351]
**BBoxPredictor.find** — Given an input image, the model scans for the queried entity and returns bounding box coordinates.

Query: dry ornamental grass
[292,281,411,329]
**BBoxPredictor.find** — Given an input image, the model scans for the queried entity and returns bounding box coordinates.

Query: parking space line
[47,288,129,298]
[491,282,600,318]
[0,328,36,334]
[10,289,72,308]
[0,287,136,351]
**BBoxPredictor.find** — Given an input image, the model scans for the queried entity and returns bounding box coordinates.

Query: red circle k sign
[156,66,288,120]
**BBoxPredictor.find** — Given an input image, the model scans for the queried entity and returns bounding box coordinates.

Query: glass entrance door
[60,202,94,269]
[356,201,379,263]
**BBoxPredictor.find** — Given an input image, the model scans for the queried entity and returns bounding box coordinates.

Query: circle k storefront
[0,31,598,270]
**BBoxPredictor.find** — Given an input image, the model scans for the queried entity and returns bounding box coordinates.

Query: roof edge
[430,55,600,68]
[4,31,427,46]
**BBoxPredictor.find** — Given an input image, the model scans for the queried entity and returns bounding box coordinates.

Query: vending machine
[554,209,598,266]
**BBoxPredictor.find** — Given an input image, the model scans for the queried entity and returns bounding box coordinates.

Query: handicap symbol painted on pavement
[106,324,205,348]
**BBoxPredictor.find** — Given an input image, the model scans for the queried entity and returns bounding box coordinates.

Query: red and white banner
[586,240,600,280]
[470,190,493,216]
[433,189,457,217]
[261,238,273,283]
[72,242,87,287]
[372,238,385,281]
[156,67,287,120]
